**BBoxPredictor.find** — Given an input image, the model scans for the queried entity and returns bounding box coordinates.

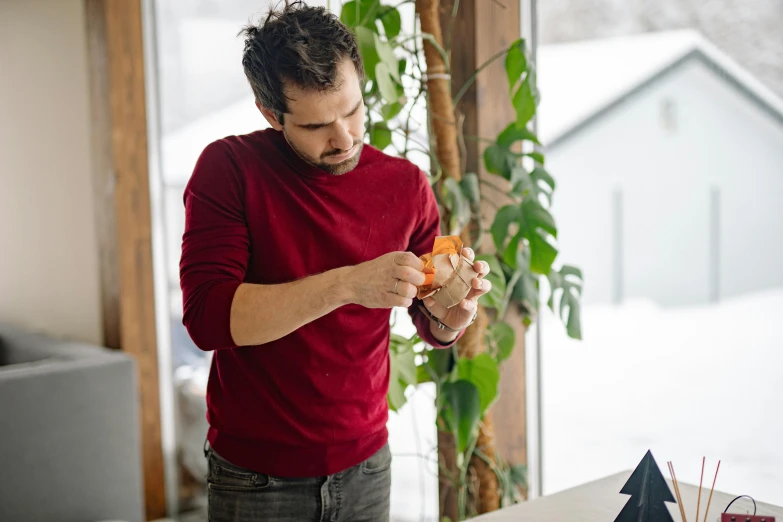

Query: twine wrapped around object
[417,236,476,308]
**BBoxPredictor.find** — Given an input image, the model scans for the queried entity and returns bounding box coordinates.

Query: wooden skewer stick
[669,461,688,522]
[696,457,705,522]
[702,460,721,522]
[671,463,687,522]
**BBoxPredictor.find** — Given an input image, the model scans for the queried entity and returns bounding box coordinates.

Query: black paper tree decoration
[614,450,677,522]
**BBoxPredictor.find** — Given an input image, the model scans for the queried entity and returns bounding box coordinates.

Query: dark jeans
[205,444,392,522]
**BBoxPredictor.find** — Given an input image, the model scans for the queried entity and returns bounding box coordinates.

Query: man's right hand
[345,252,430,309]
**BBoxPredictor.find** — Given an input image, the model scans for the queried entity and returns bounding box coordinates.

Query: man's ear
[257,101,283,131]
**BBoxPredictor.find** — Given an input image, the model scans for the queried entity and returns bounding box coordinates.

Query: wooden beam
[91,0,167,518]
[442,0,529,491]
[85,0,121,351]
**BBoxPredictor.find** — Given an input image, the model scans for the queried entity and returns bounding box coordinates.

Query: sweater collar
[268,129,366,182]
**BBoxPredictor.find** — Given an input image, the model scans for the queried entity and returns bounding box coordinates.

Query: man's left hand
[422,247,491,330]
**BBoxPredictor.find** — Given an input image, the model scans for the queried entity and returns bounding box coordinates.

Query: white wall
[546,59,783,306]
[0,0,102,344]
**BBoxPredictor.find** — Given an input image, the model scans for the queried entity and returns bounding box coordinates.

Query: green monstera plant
[339,0,583,519]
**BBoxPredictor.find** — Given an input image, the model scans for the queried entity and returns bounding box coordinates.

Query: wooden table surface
[473,471,783,521]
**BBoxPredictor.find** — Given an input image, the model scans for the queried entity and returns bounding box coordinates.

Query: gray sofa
[0,323,144,522]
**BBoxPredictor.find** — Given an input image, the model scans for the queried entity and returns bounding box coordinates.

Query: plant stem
[393,34,451,75]
[458,432,481,520]
[453,47,510,108]
[403,87,426,156]
[499,269,523,319]
[419,33,451,73]
[445,0,461,54]
[480,178,511,196]
[358,0,383,27]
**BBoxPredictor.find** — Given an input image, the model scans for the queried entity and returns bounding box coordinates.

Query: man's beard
[283,129,363,175]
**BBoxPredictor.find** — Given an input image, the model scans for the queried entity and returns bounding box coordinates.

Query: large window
[149,0,309,512]
[145,0,782,518]
[536,0,783,504]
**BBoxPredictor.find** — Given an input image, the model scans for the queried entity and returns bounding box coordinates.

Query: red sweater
[180,129,463,477]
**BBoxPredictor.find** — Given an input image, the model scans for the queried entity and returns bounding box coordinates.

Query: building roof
[536,29,783,148]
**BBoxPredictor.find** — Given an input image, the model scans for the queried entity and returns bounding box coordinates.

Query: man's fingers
[394,296,414,308]
[423,297,448,319]
[466,277,491,300]
[460,299,478,311]
[394,251,425,271]
[472,260,490,277]
[393,281,418,299]
[392,264,427,286]
[462,247,475,262]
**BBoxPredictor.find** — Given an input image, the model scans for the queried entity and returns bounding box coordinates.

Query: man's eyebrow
[293,99,363,129]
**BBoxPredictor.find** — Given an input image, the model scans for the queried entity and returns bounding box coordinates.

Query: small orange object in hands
[417,236,477,309]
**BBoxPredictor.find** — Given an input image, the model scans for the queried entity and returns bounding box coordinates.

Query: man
[179,2,491,520]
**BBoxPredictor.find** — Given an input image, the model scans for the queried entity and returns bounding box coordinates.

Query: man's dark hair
[240,1,364,122]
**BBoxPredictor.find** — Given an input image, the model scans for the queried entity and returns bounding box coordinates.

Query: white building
[537,30,783,306]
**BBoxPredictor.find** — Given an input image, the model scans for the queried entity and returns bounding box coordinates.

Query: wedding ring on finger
[394,279,400,295]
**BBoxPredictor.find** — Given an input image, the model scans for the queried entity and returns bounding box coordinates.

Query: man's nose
[330,122,355,151]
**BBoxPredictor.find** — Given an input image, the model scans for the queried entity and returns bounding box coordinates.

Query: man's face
[259,58,366,175]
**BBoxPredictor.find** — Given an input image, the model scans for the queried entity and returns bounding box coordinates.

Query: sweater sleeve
[405,168,466,349]
[180,141,249,351]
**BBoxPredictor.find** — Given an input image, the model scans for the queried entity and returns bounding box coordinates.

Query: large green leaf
[527,231,558,275]
[375,62,399,103]
[524,151,545,165]
[398,57,408,77]
[565,300,581,340]
[380,101,403,120]
[379,7,401,38]
[503,232,524,270]
[387,350,406,411]
[521,198,557,237]
[373,33,400,82]
[519,198,558,274]
[425,346,455,378]
[497,122,541,147]
[487,321,515,363]
[387,379,406,411]
[531,166,555,205]
[505,38,527,93]
[528,65,541,106]
[483,144,514,179]
[416,364,432,384]
[441,380,481,452]
[339,0,361,27]
[547,265,583,339]
[511,256,540,314]
[476,254,506,309]
[370,121,393,150]
[340,0,378,29]
[457,353,500,415]
[398,347,417,384]
[510,167,532,198]
[559,264,583,280]
[388,344,416,411]
[512,166,555,206]
[460,173,480,208]
[512,77,537,128]
[355,26,380,81]
[490,204,521,253]
[442,177,471,235]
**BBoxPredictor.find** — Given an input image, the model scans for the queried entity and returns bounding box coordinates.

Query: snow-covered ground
[540,288,783,505]
[386,288,783,521]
